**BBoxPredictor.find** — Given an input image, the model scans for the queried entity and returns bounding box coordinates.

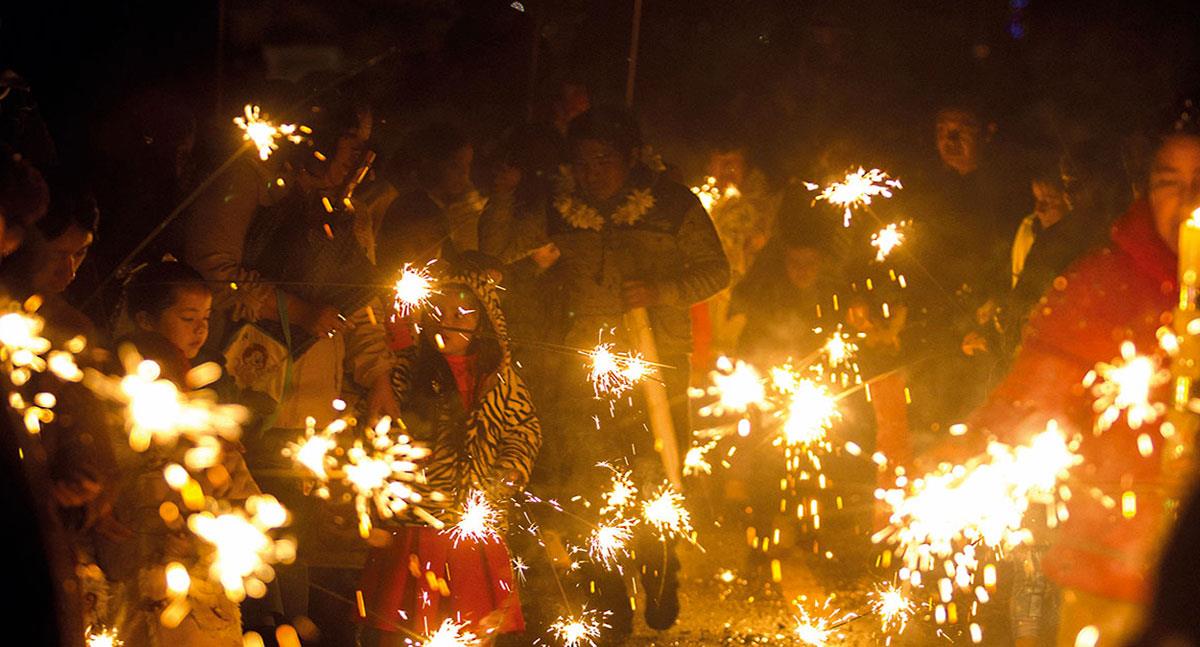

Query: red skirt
[358,526,525,636]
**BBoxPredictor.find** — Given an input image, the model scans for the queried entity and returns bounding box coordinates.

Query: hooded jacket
[970,200,1176,602]
[390,267,541,518]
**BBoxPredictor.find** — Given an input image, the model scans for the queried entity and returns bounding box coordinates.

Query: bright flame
[870,221,907,262]
[341,417,433,538]
[792,599,849,647]
[1084,341,1167,431]
[683,439,719,476]
[699,358,767,417]
[86,626,124,647]
[641,483,694,541]
[870,584,916,634]
[187,494,295,602]
[393,263,436,316]
[822,330,859,368]
[586,343,651,398]
[807,167,902,226]
[445,490,502,546]
[690,176,741,214]
[587,518,636,569]
[234,104,304,161]
[599,464,639,516]
[779,379,840,447]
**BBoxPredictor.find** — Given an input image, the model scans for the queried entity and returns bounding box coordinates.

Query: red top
[444,353,478,410]
[971,200,1177,602]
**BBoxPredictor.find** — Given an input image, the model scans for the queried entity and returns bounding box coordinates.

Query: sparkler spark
[586,343,651,398]
[187,494,295,602]
[870,221,908,262]
[85,626,124,647]
[342,417,434,537]
[587,518,636,569]
[1083,341,1167,432]
[234,104,304,161]
[599,464,639,516]
[870,584,916,634]
[549,608,609,647]
[393,263,436,316]
[779,379,840,447]
[822,330,859,369]
[699,357,767,417]
[423,618,481,646]
[683,439,719,476]
[690,176,741,214]
[792,599,850,647]
[807,167,902,226]
[641,483,694,541]
[445,490,502,546]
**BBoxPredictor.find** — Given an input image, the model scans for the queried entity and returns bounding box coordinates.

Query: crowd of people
[3,54,1200,647]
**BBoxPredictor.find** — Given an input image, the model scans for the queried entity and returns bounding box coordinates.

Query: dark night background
[2,0,1199,181]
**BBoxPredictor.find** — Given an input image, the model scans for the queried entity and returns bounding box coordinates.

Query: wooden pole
[623,0,643,108]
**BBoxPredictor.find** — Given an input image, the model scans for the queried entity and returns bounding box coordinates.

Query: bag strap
[254,289,296,436]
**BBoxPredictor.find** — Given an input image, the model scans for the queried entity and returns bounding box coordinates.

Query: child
[358,261,541,645]
[98,259,259,646]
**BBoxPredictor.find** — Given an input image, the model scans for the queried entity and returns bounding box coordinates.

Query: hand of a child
[366,372,401,420]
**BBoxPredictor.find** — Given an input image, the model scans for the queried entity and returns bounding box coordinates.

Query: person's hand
[962,331,989,356]
[530,242,561,270]
[306,304,354,338]
[621,280,661,309]
[493,163,522,195]
[366,372,401,420]
[974,299,998,326]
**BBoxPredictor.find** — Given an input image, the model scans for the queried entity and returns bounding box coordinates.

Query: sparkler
[85,626,123,647]
[446,490,502,546]
[599,464,638,516]
[549,608,609,647]
[423,618,480,647]
[806,167,902,227]
[1083,341,1168,432]
[586,518,637,569]
[822,329,859,369]
[870,221,908,262]
[690,176,741,214]
[585,343,651,398]
[0,307,52,379]
[870,583,916,634]
[341,417,434,537]
[394,263,436,316]
[641,483,694,541]
[234,104,305,161]
[792,599,851,647]
[285,417,344,482]
[683,439,719,476]
[698,357,767,417]
[778,379,840,448]
[187,494,295,602]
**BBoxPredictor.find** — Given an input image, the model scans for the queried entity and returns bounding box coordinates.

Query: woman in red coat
[965,116,1200,644]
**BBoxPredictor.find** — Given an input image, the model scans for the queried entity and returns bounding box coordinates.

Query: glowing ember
[341,417,434,538]
[1083,341,1167,432]
[234,104,304,161]
[807,167,902,226]
[446,490,502,546]
[423,618,480,646]
[586,343,651,398]
[690,176,741,214]
[699,358,767,417]
[187,494,295,602]
[683,439,719,476]
[870,221,907,262]
[779,379,840,447]
[870,584,916,634]
[587,518,637,569]
[822,330,859,368]
[874,421,1082,578]
[641,483,694,541]
[549,608,609,647]
[0,308,52,374]
[85,626,124,647]
[792,600,849,647]
[599,464,639,516]
[393,263,436,316]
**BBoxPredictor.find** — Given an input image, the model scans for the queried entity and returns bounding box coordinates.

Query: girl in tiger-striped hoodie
[358,260,541,646]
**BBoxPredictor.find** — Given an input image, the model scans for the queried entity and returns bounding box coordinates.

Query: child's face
[141,289,212,359]
[785,246,823,289]
[424,288,481,356]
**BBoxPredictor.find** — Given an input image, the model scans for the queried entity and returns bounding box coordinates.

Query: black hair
[413,280,504,406]
[1156,97,1200,140]
[36,171,99,241]
[122,260,211,321]
[0,147,48,230]
[1027,148,1066,189]
[567,107,642,159]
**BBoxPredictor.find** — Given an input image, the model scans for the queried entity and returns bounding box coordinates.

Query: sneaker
[640,553,680,630]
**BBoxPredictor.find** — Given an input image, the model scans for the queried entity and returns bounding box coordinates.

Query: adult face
[784,246,823,290]
[571,139,634,203]
[32,224,93,294]
[936,108,984,176]
[437,145,474,199]
[707,150,748,189]
[1150,134,1200,253]
[424,287,482,356]
[138,289,213,359]
[1031,180,1069,229]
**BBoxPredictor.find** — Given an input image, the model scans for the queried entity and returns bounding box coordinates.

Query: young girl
[358,262,541,645]
[96,259,260,646]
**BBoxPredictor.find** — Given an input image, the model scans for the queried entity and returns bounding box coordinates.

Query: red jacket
[970,200,1177,602]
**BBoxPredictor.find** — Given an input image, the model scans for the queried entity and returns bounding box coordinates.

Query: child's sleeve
[492,368,542,487]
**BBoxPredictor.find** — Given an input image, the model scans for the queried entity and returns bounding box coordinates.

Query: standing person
[479,106,730,635]
[961,101,1200,645]
[184,92,398,644]
[357,262,539,646]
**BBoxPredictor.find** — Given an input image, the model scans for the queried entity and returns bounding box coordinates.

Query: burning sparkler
[792,599,851,647]
[690,176,741,214]
[599,464,639,516]
[870,221,908,262]
[549,608,609,647]
[587,518,637,569]
[0,306,52,380]
[683,439,719,476]
[1083,341,1168,432]
[806,167,902,227]
[822,329,859,369]
[234,104,305,161]
[870,583,916,635]
[341,417,435,537]
[187,494,295,602]
[85,626,123,647]
[446,490,502,546]
[641,483,694,541]
[585,343,652,398]
[394,263,436,316]
[778,379,840,448]
[423,618,481,647]
[698,357,767,417]
[284,417,345,482]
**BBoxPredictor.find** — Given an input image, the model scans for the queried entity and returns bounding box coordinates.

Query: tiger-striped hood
[433,264,511,369]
